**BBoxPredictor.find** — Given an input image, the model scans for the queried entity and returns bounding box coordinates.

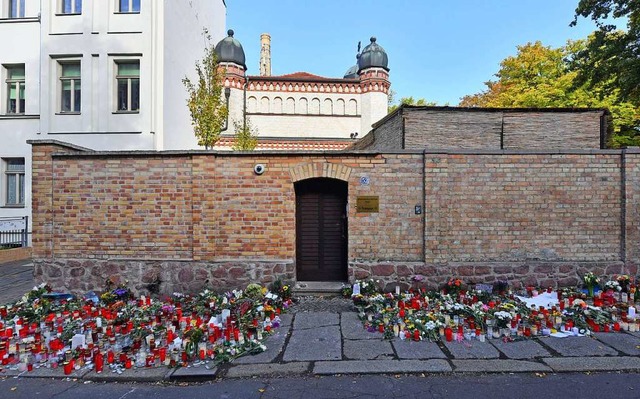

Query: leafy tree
[459,40,640,147]
[182,31,228,149]
[232,118,258,151]
[388,97,438,113]
[571,0,640,103]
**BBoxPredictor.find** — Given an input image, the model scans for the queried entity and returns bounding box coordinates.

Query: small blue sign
[360,176,370,186]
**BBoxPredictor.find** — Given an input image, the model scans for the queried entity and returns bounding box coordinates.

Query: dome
[343,54,360,79]
[343,64,358,79]
[214,29,246,69]
[357,37,389,72]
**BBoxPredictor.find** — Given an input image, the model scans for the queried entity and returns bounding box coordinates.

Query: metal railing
[0,216,29,249]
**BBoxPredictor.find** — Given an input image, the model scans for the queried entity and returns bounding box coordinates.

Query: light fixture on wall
[350,132,359,139]
[222,87,231,131]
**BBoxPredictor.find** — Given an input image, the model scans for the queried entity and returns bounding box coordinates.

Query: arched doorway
[295,178,348,281]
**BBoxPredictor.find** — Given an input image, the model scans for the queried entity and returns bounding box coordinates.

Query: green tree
[459,40,640,147]
[182,31,228,149]
[388,97,438,113]
[232,118,258,151]
[572,0,640,103]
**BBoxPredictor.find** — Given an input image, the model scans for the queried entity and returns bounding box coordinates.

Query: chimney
[259,33,271,76]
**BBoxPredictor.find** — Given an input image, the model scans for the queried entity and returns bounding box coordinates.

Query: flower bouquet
[583,272,600,298]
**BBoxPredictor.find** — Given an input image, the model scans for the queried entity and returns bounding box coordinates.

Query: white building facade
[215,34,390,150]
[0,0,226,231]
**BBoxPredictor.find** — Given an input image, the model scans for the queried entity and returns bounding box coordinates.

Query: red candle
[199,349,205,360]
[125,358,132,369]
[378,323,384,333]
[445,327,453,342]
[399,308,405,318]
[159,347,167,362]
[63,361,72,375]
[234,329,240,341]
[614,322,621,331]
[107,350,114,364]
[95,352,103,373]
[413,329,420,341]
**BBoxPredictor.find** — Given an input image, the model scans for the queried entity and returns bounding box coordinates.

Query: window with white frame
[3,158,25,207]
[118,0,140,13]
[60,61,81,113]
[9,0,25,18]
[61,0,82,14]
[116,61,139,112]
[5,65,25,114]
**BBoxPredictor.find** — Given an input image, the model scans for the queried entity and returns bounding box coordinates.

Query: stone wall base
[33,258,635,296]
[350,261,635,292]
[34,259,295,296]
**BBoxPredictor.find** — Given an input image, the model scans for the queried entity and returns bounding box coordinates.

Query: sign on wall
[356,196,379,213]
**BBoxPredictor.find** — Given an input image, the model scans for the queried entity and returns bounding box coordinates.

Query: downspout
[243,76,249,132]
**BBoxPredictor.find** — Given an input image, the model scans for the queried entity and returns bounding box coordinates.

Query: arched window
[298,97,308,114]
[310,98,320,115]
[260,96,270,113]
[336,99,345,115]
[247,96,257,113]
[347,99,358,115]
[285,97,295,114]
[322,99,333,115]
[273,97,283,113]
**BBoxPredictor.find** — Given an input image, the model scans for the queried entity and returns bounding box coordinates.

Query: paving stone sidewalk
[2,269,640,382]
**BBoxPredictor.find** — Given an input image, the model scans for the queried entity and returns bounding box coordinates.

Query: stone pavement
[0,259,34,305]
[2,261,640,381]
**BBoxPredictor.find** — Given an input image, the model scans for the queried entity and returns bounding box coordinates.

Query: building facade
[215,33,390,150]
[0,0,226,230]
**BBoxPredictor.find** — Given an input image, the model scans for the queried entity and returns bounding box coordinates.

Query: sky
[226,1,614,106]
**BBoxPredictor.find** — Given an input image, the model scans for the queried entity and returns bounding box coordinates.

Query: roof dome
[357,37,389,72]
[343,54,360,79]
[214,29,246,69]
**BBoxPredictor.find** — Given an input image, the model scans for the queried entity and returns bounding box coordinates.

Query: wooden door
[295,178,347,281]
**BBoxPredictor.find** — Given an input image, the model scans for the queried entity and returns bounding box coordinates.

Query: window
[9,0,24,18]
[61,0,82,14]
[60,62,81,113]
[119,0,140,13]
[116,61,139,112]
[4,159,25,206]
[6,65,25,114]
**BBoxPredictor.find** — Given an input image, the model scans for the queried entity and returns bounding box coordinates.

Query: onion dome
[357,37,389,72]
[343,54,360,79]
[214,29,246,69]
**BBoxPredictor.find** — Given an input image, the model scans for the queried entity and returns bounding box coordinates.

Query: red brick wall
[425,152,622,262]
[29,141,640,292]
[52,156,194,259]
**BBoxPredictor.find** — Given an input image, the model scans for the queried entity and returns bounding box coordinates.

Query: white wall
[162,0,226,150]
[0,5,41,230]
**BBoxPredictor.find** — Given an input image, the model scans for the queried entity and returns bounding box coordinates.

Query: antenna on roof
[357,41,361,54]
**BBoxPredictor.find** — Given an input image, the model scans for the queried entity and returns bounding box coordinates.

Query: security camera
[254,164,265,175]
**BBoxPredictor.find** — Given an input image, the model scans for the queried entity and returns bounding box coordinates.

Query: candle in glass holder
[445,326,453,342]
[63,361,72,375]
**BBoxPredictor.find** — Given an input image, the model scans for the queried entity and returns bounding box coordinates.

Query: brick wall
[363,107,606,151]
[0,247,32,264]
[353,111,403,151]
[405,109,503,149]
[425,152,621,262]
[502,112,603,149]
[30,140,640,294]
